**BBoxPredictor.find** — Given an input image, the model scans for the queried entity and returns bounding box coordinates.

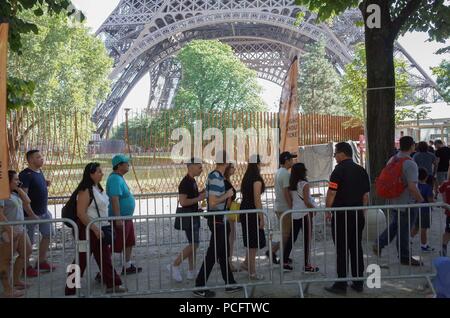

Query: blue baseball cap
[112,154,130,168]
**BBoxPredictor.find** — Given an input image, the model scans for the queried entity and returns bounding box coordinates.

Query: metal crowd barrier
[0,218,79,298]
[278,202,450,297]
[83,209,272,298]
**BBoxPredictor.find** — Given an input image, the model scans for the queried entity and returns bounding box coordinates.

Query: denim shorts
[26,211,54,244]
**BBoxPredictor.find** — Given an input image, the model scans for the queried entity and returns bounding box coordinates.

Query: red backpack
[375,157,411,199]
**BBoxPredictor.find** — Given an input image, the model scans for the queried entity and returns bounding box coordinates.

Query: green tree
[432,60,450,102]
[341,43,414,126]
[7,8,112,152]
[295,0,449,186]
[298,39,347,115]
[174,40,266,112]
[1,0,80,110]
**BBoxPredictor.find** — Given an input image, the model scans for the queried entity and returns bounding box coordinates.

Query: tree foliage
[7,8,112,153]
[174,40,267,112]
[341,43,416,126]
[432,59,450,102]
[294,0,449,188]
[298,39,348,115]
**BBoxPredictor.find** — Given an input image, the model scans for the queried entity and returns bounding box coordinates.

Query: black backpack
[61,187,95,228]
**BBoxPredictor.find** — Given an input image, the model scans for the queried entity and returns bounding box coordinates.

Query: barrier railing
[84,209,272,298]
[279,202,449,297]
[0,218,79,298]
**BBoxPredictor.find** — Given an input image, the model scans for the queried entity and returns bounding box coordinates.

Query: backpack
[375,157,411,199]
[61,187,95,228]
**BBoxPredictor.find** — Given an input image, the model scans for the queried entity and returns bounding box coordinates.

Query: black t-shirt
[19,168,48,215]
[329,159,370,207]
[224,179,237,203]
[436,147,450,172]
[240,174,265,210]
[178,175,199,211]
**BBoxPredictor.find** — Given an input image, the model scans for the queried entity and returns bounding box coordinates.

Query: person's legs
[331,213,347,289]
[228,221,236,266]
[283,218,302,264]
[398,208,417,261]
[377,209,398,249]
[348,211,365,286]
[36,212,54,266]
[65,223,88,295]
[90,231,122,288]
[302,216,311,266]
[13,231,32,285]
[0,240,17,296]
[195,221,218,287]
[216,223,236,284]
[441,217,450,256]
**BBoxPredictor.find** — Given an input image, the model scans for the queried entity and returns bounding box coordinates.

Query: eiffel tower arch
[93,1,438,137]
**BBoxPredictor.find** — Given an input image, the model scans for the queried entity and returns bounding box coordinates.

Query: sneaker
[324,284,347,295]
[167,264,183,282]
[265,250,280,264]
[304,265,319,273]
[36,262,56,272]
[187,270,196,280]
[193,289,216,298]
[121,264,142,275]
[249,274,265,280]
[95,272,102,283]
[350,283,364,293]
[25,266,38,277]
[106,285,128,294]
[400,258,423,266]
[372,244,382,257]
[421,245,435,252]
[283,264,293,272]
[225,286,243,293]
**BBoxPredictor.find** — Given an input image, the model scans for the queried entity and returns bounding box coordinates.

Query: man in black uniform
[325,142,370,295]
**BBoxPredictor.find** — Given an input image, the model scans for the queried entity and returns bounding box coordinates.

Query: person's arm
[16,188,38,219]
[0,205,13,243]
[19,172,31,194]
[77,190,101,239]
[326,190,337,208]
[208,189,234,209]
[253,181,265,229]
[302,184,316,209]
[283,187,292,210]
[408,182,424,203]
[179,193,205,207]
[434,157,440,176]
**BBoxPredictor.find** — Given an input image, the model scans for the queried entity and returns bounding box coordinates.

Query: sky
[72,0,449,114]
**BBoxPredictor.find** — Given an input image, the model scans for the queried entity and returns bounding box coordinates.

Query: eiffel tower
[93,1,438,137]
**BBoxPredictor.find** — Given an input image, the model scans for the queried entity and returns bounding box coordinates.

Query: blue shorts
[184,226,200,244]
[27,211,54,244]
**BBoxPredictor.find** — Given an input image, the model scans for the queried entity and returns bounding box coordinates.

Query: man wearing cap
[266,151,296,270]
[107,154,142,275]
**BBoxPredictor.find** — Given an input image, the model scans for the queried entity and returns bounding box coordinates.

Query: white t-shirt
[275,167,291,212]
[290,181,316,220]
[78,186,109,227]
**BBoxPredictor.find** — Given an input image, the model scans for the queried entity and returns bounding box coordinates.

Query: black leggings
[195,220,236,287]
[283,214,312,266]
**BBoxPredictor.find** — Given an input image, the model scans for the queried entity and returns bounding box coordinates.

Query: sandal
[2,289,25,298]
[14,281,32,290]
[249,273,265,280]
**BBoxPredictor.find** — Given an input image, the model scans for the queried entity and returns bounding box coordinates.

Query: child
[438,175,450,257]
[411,168,435,251]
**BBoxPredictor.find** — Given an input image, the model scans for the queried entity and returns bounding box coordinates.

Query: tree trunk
[361,0,396,203]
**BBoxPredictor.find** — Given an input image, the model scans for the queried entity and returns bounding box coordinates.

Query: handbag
[91,188,113,245]
[174,204,200,231]
[228,200,241,223]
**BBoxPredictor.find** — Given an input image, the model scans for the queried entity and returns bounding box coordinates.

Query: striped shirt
[206,170,226,213]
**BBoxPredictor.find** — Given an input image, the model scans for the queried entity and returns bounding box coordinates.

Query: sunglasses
[88,162,100,173]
